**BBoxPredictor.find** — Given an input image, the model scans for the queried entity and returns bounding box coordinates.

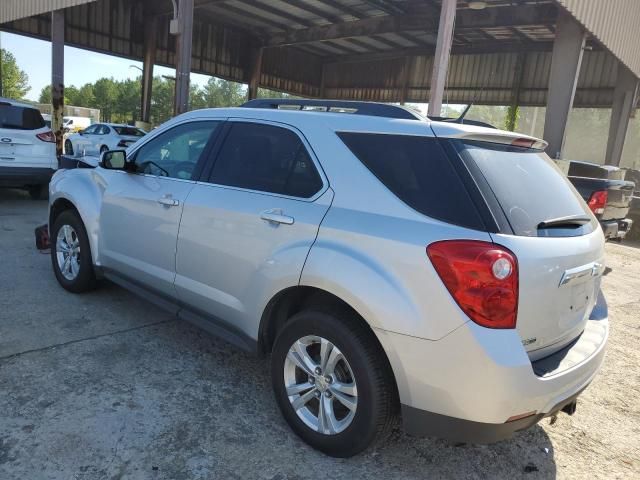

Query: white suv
[46,100,608,457]
[0,98,57,198]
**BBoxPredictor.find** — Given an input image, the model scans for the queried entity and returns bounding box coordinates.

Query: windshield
[114,126,145,137]
[0,105,46,130]
[456,140,595,237]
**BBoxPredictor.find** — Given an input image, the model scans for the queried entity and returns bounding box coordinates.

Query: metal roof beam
[267,4,557,47]
[324,41,554,65]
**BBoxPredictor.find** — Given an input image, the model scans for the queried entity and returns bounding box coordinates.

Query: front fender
[49,168,106,266]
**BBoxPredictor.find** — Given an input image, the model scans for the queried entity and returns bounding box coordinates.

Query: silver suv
[47,101,608,457]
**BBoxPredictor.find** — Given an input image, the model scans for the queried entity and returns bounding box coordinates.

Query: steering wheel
[171,161,196,179]
[137,160,169,177]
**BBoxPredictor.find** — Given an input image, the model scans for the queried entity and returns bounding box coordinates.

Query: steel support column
[247,47,263,101]
[542,11,586,159]
[174,0,194,116]
[140,15,157,126]
[51,10,65,157]
[605,63,639,166]
[427,0,456,117]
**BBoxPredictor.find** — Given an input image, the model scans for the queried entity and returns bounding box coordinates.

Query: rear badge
[522,337,537,347]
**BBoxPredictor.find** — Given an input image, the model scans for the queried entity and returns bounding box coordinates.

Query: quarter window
[209,122,323,198]
[338,132,485,230]
[132,121,220,180]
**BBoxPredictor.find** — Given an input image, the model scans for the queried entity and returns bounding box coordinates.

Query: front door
[99,120,223,299]
[175,120,332,337]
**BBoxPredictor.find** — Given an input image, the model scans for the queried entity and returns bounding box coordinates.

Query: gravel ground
[0,188,638,480]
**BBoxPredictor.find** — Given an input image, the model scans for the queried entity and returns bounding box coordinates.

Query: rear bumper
[375,292,608,444]
[600,218,633,240]
[401,387,583,444]
[0,166,56,187]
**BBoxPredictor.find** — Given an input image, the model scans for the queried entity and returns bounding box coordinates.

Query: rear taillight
[36,131,56,143]
[587,190,607,215]
[427,240,518,329]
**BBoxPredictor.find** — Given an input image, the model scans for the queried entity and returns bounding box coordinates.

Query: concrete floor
[1,188,638,480]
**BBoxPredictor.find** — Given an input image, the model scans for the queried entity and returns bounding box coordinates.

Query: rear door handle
[157,197,179,207]
[261,209,294,225]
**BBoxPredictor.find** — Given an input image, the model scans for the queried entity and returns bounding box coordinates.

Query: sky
[0,31,212,101]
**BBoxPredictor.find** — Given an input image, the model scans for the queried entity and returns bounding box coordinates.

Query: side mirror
[100,150,128,170]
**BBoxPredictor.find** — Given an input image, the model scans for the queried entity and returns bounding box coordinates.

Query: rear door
[448,138,604,360]
[175,119,332,337]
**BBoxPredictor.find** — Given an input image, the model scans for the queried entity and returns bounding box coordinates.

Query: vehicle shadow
[138,318,559,480]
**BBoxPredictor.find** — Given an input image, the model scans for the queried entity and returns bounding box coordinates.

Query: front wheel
[64,139,74,155]
[100,145,109,154]
[50,210,96,293]
[271,309,397,457]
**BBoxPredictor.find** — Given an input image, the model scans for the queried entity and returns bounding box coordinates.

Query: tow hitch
[35,224,50,250]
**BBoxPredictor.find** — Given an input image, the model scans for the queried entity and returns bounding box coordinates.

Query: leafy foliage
[36,75,250,126]
[0,49,30,99]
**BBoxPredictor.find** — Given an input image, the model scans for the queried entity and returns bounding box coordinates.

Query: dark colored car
[567,161,635,241]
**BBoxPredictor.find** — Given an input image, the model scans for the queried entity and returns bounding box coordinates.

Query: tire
[65,140,73,155]
[100,145,109,154]
[271,309,397,457]
[50,210,96,293]
[28,184,48,200]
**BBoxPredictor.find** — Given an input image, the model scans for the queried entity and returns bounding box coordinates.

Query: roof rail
[240,99,423,120]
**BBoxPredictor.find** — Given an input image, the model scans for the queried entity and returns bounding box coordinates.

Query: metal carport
[1,0,638,164]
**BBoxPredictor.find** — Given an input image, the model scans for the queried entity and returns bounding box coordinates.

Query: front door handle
[261,209,294,225]
[157,197,179,207]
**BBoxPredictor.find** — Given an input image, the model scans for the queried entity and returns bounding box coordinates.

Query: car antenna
[451,103,472,124]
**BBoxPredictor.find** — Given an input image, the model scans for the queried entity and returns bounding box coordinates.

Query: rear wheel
[50,210,96,293]
[65,139,74,155]
[271,309,397,457]
[100,145,109,154]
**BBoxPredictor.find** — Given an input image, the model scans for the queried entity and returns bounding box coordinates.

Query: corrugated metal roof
[556,0,640,78]
[0,0,97,24]
[324,49,619,107]
[0,0,635,107]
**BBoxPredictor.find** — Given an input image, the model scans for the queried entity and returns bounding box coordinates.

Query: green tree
[150,76,174,125]
[114,78,141,122]
[76,83,95,108]
[65,85,81,106]
[38,85,52,104]
[200,78,245,107]
[257,88,293,100]
[38,84,81,106]
[92,78,118,121]
[1,49,30,99]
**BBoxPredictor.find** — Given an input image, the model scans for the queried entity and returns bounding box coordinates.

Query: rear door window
[0,104,45,130]
[455,141,595,236]
[209,122,323,198]
[338,132,485,230]
[114,126,145,137]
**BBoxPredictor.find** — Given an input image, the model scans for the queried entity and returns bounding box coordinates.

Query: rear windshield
[456,141,594,236]
[0,105,45,130]
[114,126,145,137]
[338,132,485,230]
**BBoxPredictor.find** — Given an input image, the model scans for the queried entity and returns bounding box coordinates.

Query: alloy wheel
[56,224,81,281]
[283,335,358,435]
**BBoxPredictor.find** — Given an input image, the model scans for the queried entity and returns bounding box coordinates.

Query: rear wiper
[537,215,592,229]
